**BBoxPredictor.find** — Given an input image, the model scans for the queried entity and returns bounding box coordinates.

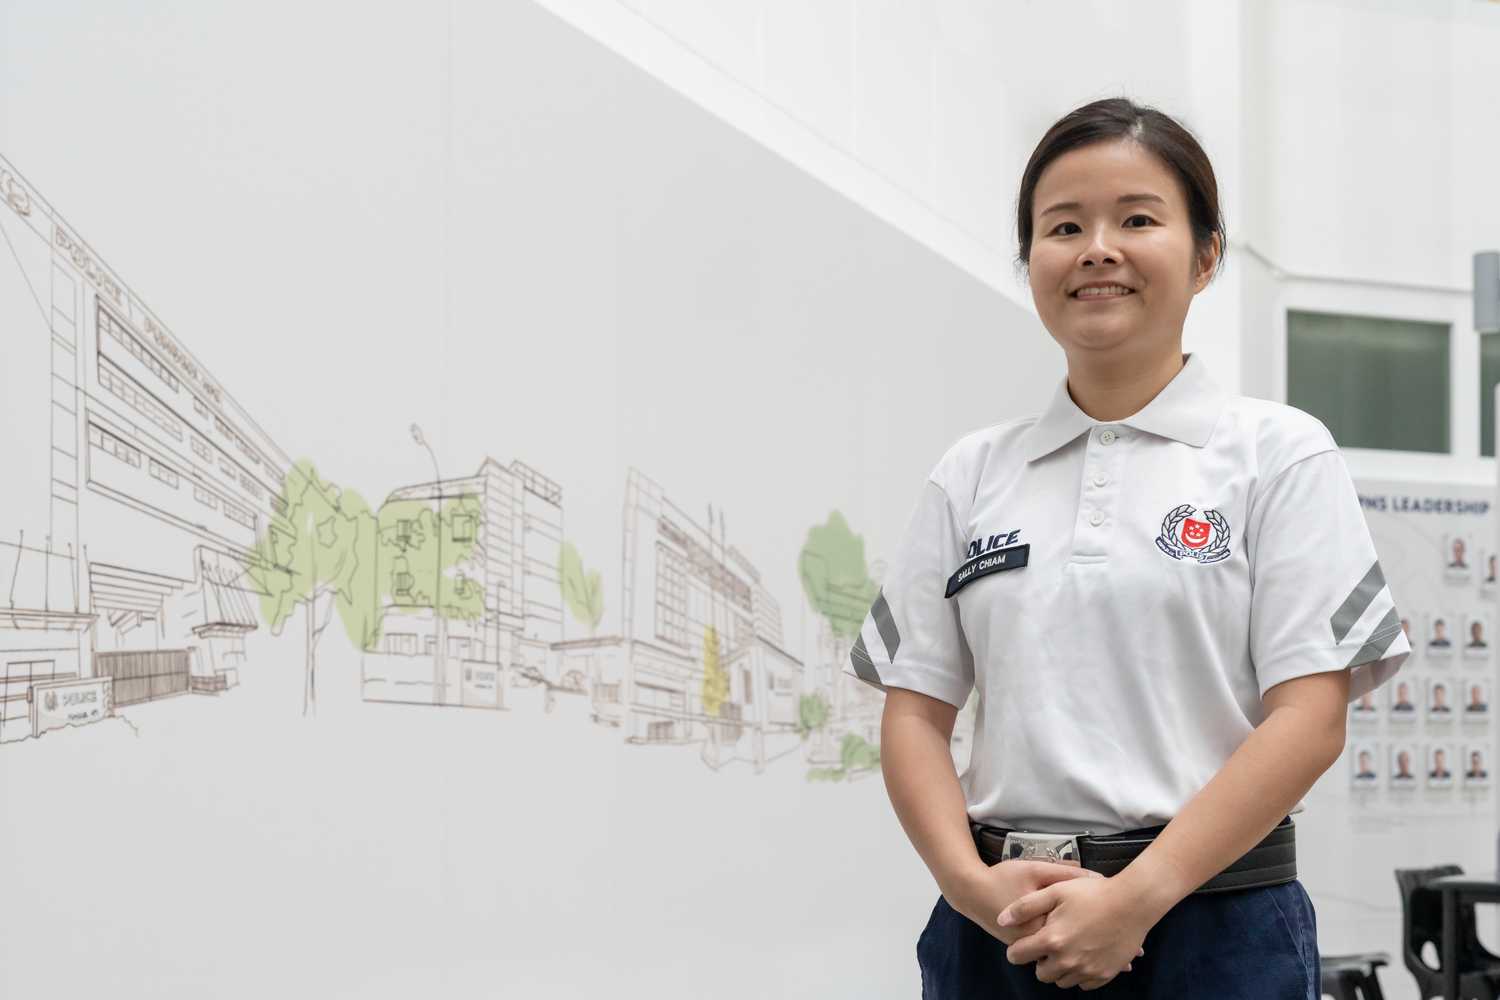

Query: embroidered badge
[945,544,1030,598]
[1155,503,1231,564]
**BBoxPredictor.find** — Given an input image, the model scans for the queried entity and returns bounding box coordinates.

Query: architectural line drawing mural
[0,152,976,779]
[356,460,875,778]
[1,152,289,743]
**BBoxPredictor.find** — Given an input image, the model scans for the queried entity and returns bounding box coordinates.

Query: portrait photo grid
[1348,489,1497,810]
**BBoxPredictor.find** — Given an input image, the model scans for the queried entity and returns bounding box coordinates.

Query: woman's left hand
[998,875,1154,990]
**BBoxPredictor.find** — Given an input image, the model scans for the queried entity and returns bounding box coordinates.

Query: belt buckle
[999,830,1088,866]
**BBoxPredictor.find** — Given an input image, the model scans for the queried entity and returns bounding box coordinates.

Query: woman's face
[1027,138,1216,364]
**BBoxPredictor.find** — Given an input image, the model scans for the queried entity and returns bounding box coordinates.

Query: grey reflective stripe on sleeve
[849,633,882,685]
[1346,607,1402,668]
[1330,560,1387,644]
[871,588,902,661]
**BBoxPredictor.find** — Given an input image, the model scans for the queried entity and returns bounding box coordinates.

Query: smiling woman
[859,96,1410,1000]
[1016,102,1227,390]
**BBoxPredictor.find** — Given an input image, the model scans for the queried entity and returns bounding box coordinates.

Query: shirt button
[1089,510,1106,527]
[1092,473,1108,488]
[1099,429,1117,445]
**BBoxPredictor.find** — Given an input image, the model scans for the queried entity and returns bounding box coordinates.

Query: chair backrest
[1395,865,1482,976]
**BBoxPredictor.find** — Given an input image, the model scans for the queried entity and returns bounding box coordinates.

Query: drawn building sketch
[0,154,286,744]
[603,467,805,772]
[360,461,811,773]
[0,154,919,785]
[361,457,564,708]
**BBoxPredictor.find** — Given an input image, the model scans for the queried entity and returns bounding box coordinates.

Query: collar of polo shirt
[1020,352,1230,463]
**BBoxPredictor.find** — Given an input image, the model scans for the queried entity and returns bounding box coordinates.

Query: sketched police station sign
[31,677,112,737]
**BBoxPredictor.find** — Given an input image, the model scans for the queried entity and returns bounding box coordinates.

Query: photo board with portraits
[1341,480,1495,820]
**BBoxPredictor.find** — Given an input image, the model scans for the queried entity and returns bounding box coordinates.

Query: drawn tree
[374,493,485,710]
[701,622,728,717]
[248,462,484,715]
[798,511,879,752]
[839,731,880,774]
[806,732,881,783]
[559,540,604,635]
[249,459,379,716]
[374,495,485,620]
[698,621,731,765]
[799,511,878,641]
[797,691,830,740]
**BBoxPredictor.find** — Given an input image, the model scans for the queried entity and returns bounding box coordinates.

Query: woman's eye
[1050,215,1155,236]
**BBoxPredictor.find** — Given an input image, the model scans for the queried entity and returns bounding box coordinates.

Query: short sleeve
[844,479,975,709]
[1247,448,1410,701]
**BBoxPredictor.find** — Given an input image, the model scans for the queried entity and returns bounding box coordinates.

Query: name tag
[945,544,1030,598]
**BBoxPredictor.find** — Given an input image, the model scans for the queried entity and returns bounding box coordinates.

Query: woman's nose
[1080,232,1120,266]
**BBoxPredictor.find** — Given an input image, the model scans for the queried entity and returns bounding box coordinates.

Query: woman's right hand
[949,860,1142,969]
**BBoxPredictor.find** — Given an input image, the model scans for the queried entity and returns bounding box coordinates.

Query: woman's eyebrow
[1039,192,1167,219]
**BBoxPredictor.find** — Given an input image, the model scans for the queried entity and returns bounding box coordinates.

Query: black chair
[1395,865,1500,999]
[1319,952,1388,999]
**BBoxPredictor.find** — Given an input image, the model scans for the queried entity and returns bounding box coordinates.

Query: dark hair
[1014,97,1227,284]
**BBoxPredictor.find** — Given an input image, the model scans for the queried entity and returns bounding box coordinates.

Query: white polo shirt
[848,353,1410,835]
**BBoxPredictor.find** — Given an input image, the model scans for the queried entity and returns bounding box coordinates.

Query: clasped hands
[955,859,1154,991]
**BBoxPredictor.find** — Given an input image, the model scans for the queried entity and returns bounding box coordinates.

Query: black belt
[969,815,1298,895]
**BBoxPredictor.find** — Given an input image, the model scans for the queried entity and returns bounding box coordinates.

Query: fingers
[1073,968,1130,990]
[1005,933,1050,967]
[1022,947,1145,984]
[997,886,1060,928]
[1027,862,1101,887]
[1046,965,1129,990]
[993,915,1045,945]
[1054,966,1106,990]
[1003,859,1101,885]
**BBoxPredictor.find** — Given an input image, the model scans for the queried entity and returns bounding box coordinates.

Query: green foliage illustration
[375,494,484,623]
[798,511,877,641]
[797,691,830,739]
[248,459,379,716]
[249,458,484,715]
[807,732,881,782]
[559,540,604,633]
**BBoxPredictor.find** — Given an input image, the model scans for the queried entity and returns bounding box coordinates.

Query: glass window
[1287,310,1448,453]
[1481,335,1500,458]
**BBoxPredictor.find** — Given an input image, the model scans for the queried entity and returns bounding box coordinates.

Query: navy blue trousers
[916,879,1319,999]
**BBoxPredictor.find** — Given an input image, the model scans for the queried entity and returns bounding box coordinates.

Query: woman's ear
[1192,233,1221,293]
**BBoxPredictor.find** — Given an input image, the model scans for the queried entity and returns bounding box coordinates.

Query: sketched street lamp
[411,423,447,704]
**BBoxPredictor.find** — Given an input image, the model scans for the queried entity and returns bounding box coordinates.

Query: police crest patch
[1155,503,1231,564]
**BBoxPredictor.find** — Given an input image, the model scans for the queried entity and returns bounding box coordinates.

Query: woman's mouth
[1071,285,1135,300]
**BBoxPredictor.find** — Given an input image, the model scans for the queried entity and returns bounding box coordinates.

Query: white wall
[1250,0,1500,489]
[515,2,1500,997]
[533,0,1500,484]
[0,2,1057,997]
[5,1,1500,997]
[529,0,1194,300]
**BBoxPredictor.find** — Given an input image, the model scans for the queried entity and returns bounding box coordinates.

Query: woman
[848,98,1410,997]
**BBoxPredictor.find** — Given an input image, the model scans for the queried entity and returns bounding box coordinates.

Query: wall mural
[0,153,977,781]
